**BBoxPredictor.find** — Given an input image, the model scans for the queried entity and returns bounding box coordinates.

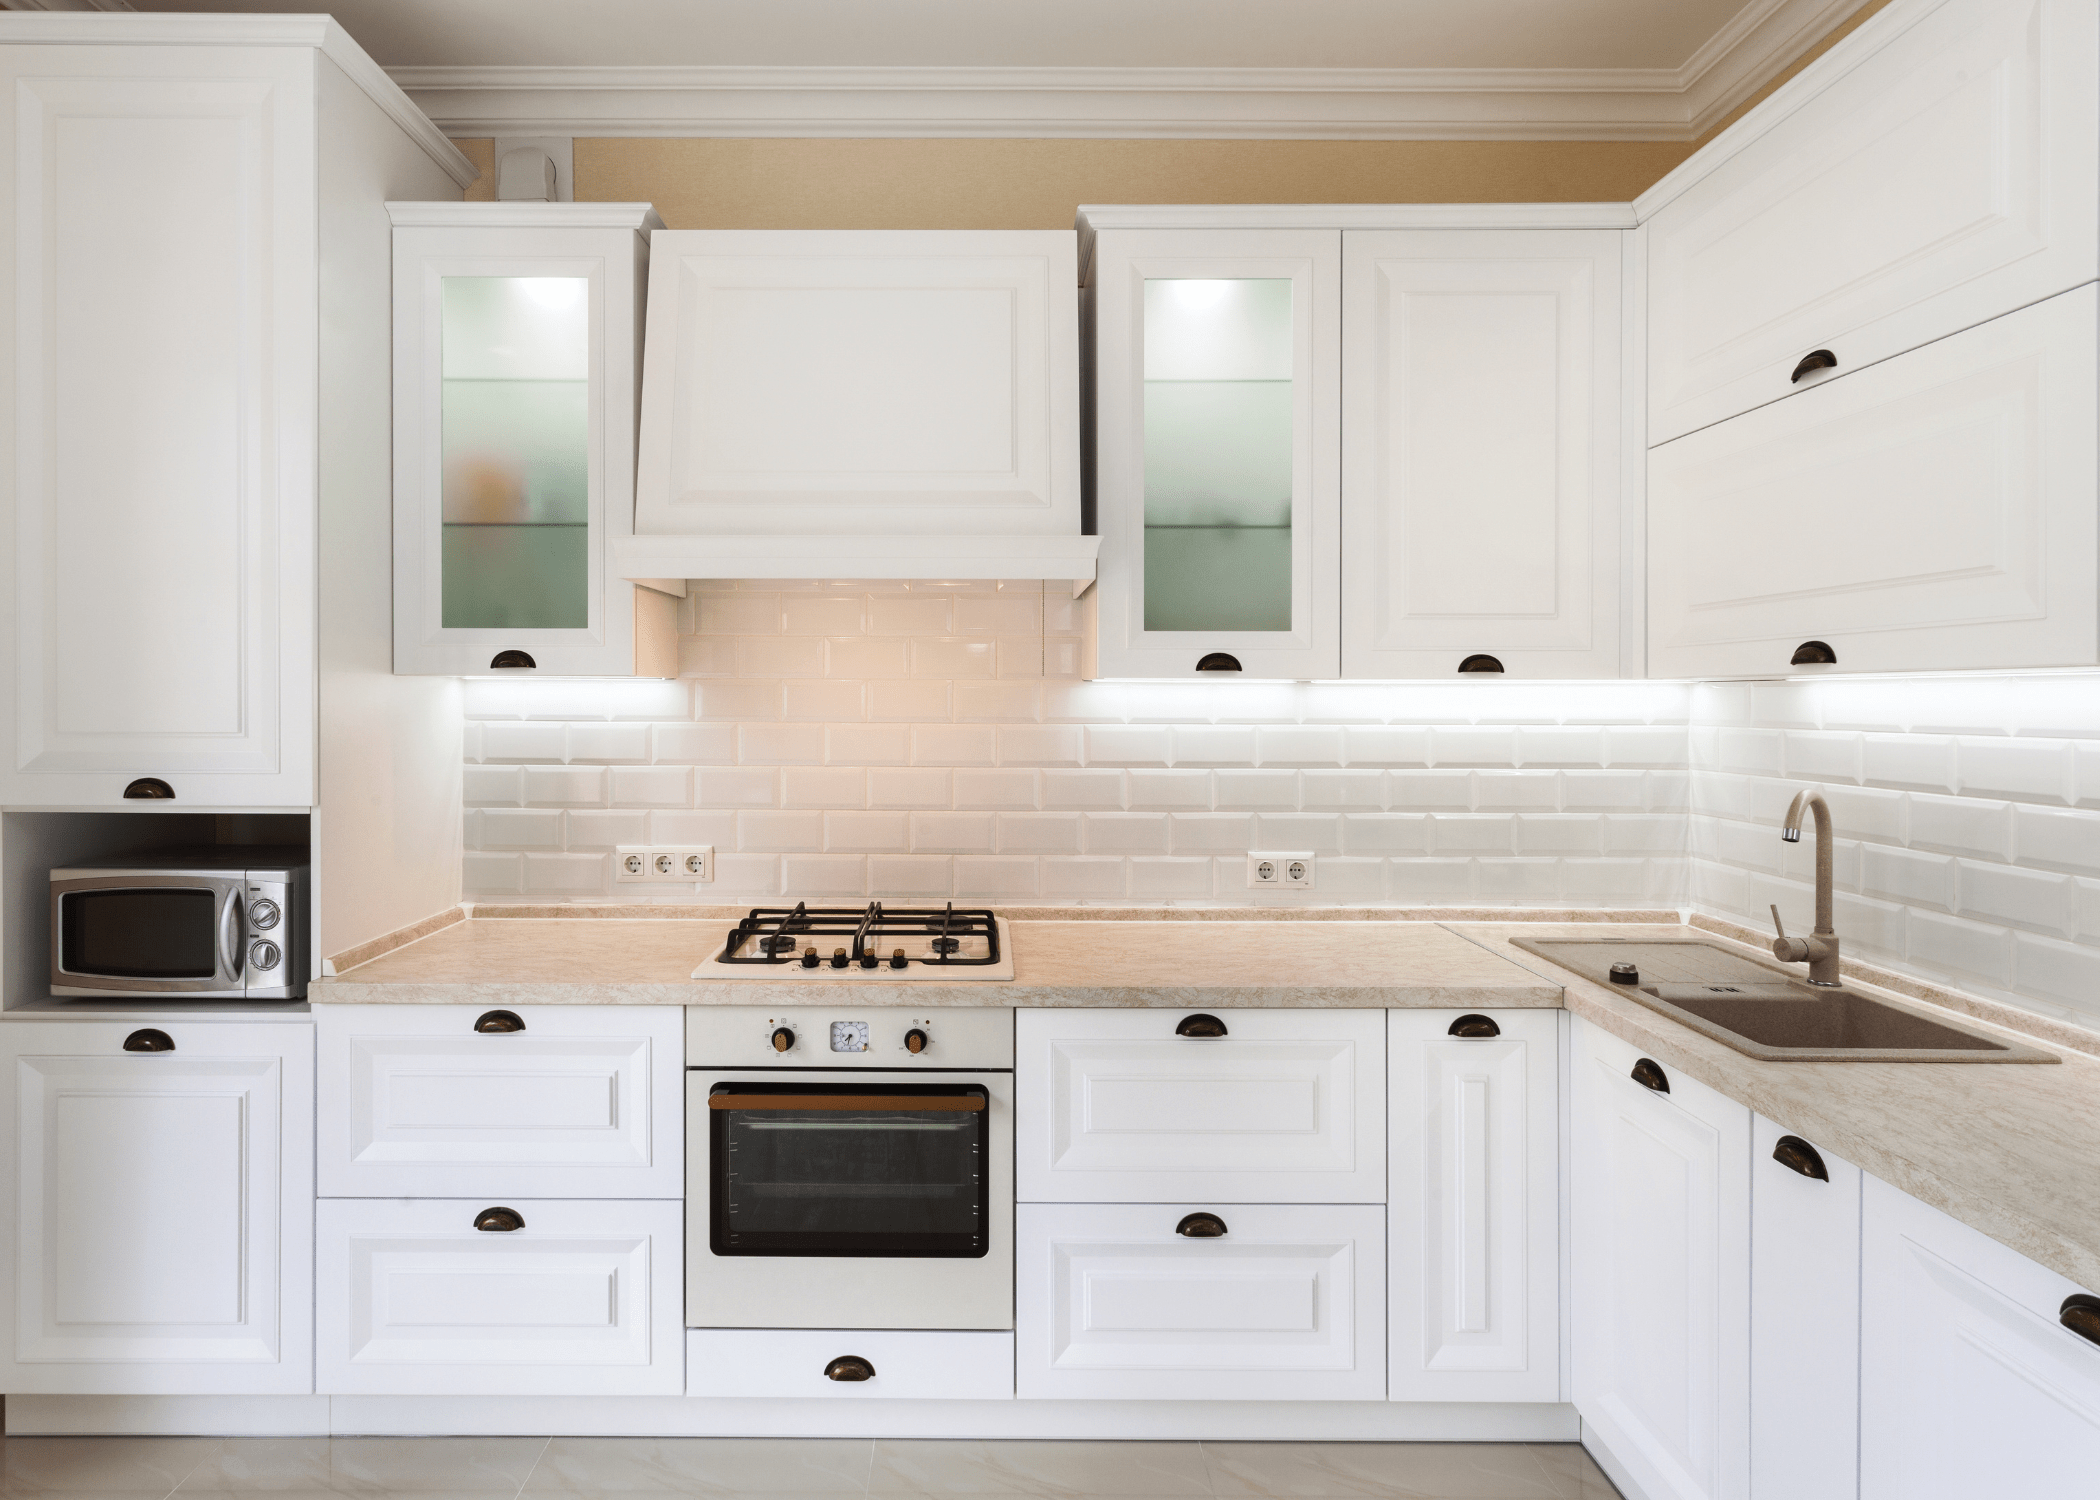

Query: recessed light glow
[518,277,585,310]
[1171,279,1232,310]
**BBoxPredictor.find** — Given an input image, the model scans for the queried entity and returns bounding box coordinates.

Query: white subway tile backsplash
[1820,785,1905,844]
[784,680,866,721]
[1475,859,1561,902]
[912,638,997,678]
[1861,733,1956,791]
[463,765,523,805]
[1343,815,1430,854]
[1472,772,1561,812]
[1516,815,1604,856]
[1300,770,1386,810]
[1258,726,1345,766]
[1316,857,1387,902]
[1956,737,2075,804]
[782,854,867,896]
[869,768,952,809]
[1084,813,1171,854]
[828,637,911,679]
[1041,858,1127,899]
[1429,727,1520,767]
[912,724,999,766]
[1171,813,1258,852]
[955,856,1040,898]
[1128,857,1214,898]
[740,723,827,765]
[697,768,778,807]
[609,766,690,807]
[652,722,737,763]
[698,592,781,634]
[477,808,563,849]
[741,810,825,852]
[564,810,650,849]
[911,812,995,853]
[1344,726,1431,766]
[827,811,912,852]
[2012,933,2100,1025]
[679,635,737,677]
[649,810,736,846]
[1173,725,1260,764]
[1560,771,1648,813]
[1255,812,1343,853]
[1000,725,1083,766]
[738,635,826,678]
[1085,725,1172,765]
[954,769,1038,809]
[1860,845,1955,911]
[1603,725,1686,768]
[869,679,951,720]
[997,813,1083,854]
[482,722,567,762]
[1390,770,1474,810]
[1517,726,1605,766]
[1389,858,1474,902]
[1783,732,1861,783]
[954,681,1041,721]
[698,681,782,721]
[1601,816,1684,855]
[869,854,954,895]
[955,594,1042,634]
[869,596,952,634]
[1432,815,1515,856]
[782,595,865,635]
[1043,769,1125,809]
[1127,769,1213,810]
[463,850,522,894]
[828,722,912,765]
[524,853,610,892]
[2012,805,2100,875]
[1904,794,2010,859]
[1212,769,1298,808]
[1956,859,2073,936]
[781,767,865,808]
[523,765,607,806]
[566,722,651,762]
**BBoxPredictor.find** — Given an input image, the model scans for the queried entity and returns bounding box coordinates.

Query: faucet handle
[1771,904,1811,963]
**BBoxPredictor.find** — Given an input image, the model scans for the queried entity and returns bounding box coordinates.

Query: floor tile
[870,1441,1211,1498]
[326,1440,548,1495]
[1201,1442,1572,1500]
[1517,1447,1620,1500]
[175,1440,335,1493]
[523,1440,872,1497]
[0,1437,223,1495]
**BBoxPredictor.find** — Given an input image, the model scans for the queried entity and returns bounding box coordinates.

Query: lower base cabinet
[687,1329,1015,1400]
[1859,1175,2100,1498]
[1016,1202,1384,1401]
[317,1198,683,1395]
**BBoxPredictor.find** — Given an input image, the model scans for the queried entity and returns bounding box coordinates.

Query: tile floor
[0,1436,1621,1500]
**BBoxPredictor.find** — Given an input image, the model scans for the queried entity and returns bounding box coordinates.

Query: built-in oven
[49,847,308,1000]
[686,1006,1012,1331]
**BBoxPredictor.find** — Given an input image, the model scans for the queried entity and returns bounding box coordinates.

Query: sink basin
[1510,937,2057,1063]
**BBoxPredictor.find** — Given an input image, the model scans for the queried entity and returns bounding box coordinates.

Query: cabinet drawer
[316,1005,682,1198]
[317,1198,683,1395]
[1645,0,2097,443]
[687,1329,1013,1400]
[1017,1009,1384,1203]
[1017,1202,1383,1401]
[1648,285,2099,679]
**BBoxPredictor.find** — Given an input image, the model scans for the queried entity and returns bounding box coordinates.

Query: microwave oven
[49,848,308,1000]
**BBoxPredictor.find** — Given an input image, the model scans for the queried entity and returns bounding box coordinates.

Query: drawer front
[687,1329,1014,1400]
[317,1005,682,1198]
[317,1198,683,1396]
[1017,1009,1384,1203]
[1016,1202,1384,1401]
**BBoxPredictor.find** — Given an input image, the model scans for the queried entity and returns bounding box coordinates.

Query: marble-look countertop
[316,917,1564,1008]
[1455,922,2100,1293]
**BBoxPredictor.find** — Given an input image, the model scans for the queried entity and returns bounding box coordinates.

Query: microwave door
[50,874,245,997]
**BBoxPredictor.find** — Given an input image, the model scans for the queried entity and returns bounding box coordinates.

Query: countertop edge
[312,979,1567,1007]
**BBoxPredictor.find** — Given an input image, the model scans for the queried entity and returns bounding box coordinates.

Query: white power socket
[1247,851,1316,889]
[616,845,713,885]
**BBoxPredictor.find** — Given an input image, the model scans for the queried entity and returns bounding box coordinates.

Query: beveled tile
[869,1441,1210,1498]
[0,1436,222,1494]
[325,1439,546,1495]
[1202,1442,1569,1499]
[524,1440,871,1497]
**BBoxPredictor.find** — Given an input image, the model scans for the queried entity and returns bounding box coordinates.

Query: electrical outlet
[1247,851,1316,889]
[616,845,713,884]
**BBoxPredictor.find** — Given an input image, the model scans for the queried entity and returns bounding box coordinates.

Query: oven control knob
[249,898,280,930]
[859,950,879,969]
[799,946,819,968]
[904,1028,928,1055]
[771,1026,795,1053]
[249,940,281,972]
[890,948,908,970]
[830,947,849,970]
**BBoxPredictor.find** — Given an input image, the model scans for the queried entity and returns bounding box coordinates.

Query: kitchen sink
[1509,937,2058,1063]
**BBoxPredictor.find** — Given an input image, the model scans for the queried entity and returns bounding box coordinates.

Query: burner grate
[717,902,1002,970]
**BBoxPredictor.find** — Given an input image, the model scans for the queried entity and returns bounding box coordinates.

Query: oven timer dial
[249,898,281,930]
[829,1020,870,1053]
[249,940,281,972]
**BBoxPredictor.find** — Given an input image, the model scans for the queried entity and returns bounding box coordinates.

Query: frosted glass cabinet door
[1092,229,1341,679]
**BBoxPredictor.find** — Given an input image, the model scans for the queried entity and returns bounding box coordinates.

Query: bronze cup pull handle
[824,1355,875,1382]
[123,1028,175,1053]
[2061,1296,2100,1349]
[1772,1135,1830,1181]
[474,1207,526,1232]
[1790,348,1838,383]
[1175,1013,1228,1038]
[474,1009,526,1033]
[1176,1212,1229,1238]
[1448,1014,1501,1038]
[1631,1058,1671,1094]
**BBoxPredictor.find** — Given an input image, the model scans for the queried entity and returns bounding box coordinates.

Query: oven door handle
[218,888,245,986]
[706,1093,986,1112]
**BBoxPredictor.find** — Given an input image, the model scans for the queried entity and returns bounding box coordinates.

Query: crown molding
[386,201,664,232]
[387,0,1865,143]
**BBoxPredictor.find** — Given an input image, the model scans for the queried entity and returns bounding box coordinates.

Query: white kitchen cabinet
[1016,1008,1383,1204]
[1642,0,2098,445]
[1648,284,2099,679]
[1387,1010,1559,1404]
[0,1019,313,1395]
[391,203,679,677]
[1089,225,1342,679]
[1749,1115,1860,1500]
[1016,1201,1384,1401]
[634,231,1079,540]
[687,1329,1014,1401]
[1571,1018,1751,1500]
[1859,1174,2100,1499]
[317,1197,683,1396]
[1342,230,1626,678]
[316,1004,683,1199]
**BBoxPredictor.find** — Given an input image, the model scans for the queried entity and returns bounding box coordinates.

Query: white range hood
[623,229,1095,591]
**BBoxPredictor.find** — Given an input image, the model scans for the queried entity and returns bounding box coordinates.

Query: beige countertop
[316,916,1565,1008]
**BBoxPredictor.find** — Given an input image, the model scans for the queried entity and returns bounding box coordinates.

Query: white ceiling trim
[389,0,1863,142]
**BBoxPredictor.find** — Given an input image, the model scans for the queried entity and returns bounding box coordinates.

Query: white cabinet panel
[1645,0,2098,443]
[0,1021,312,1394]
[1342,230,1625,678]
[636,231,1079,538]
[1017,1202,1383,1401]
[0,47,315,805]
[1749,1115,1860,1500]
[1016,1009,1383,1203]
[1648,285,2099,678]
[317,1198,683,1396]
[1571,1019,1750,1500]
[687,1329,1014,1400]
[1387,1010,1559,1403]
[1859,1175,2100,1499]
[317,1005,682,1199]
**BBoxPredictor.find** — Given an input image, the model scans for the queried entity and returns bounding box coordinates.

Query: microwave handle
[218,889,245,983]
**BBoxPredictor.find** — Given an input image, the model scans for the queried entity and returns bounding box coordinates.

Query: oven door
[687,1069,1013,1331]
[50,873,246,998]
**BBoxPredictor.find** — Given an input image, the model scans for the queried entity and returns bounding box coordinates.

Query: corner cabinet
[390,203,681,677]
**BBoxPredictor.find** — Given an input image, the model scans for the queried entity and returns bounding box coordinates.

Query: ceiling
[113,0,1870,138]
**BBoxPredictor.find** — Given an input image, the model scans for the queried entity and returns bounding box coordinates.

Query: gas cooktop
[690,902,1016,981]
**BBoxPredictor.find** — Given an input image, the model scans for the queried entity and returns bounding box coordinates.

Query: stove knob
[771,1026,795,1053]
[829,947,849,970]
[250,898,281,930]
[799,946,820,969]
[904,1028,928,1055]
[890,948,908,970]
[859,950,879,969]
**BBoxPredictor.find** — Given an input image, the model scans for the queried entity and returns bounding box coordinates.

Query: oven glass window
[59,889,217,979]
[710,1081,989,1258]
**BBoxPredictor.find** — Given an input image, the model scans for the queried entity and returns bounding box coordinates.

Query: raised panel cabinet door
[1570,1019,1751,1500]
[0,46,317,806]
[1859,1175,2100,1499]
[686,1329,1015,1401]
[1091,227,1342,679]
[317,1197,683,1395]
[1749,1114,1860,1500]
[634,230,1079,537]
[1016,1202,1384,1401]
[1387,1010,1560,1403]
[0,1020,313,1394]
[1644,0,2098,444]
[1342,230,1625,678]
[316,1004,683,1199]
[1648,284,2100,679]
[1015,1009,1383,1203]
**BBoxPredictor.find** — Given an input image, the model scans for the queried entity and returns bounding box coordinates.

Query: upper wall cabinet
[1642,0,2098,446]
[1342,230,1626,678]
[1090,225,1342,678]
[392,204,679,677]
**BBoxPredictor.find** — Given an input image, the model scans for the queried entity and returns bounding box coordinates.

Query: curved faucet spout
[1773,788,1841,986]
